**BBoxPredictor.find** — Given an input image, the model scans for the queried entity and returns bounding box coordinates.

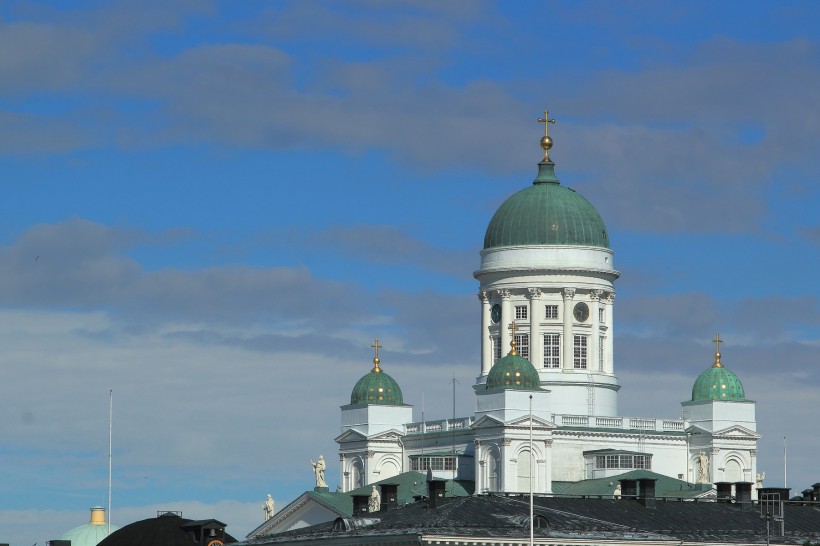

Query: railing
[554,414,686,433]
[403,414,685,434]
[405,416,475,434]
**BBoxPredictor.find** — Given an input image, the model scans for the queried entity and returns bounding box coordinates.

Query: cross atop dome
[507,322,518,356]
[712,333,723,368]
[371,338,382,372]
[537,110,556,162]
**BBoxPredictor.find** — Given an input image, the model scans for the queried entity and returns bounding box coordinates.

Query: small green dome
[484,162,609,250]
[350,358,404,405]
[486,353,541,391]
[691,361,746,401]
[61,507,119,546]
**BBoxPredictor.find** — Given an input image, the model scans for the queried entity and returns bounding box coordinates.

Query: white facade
[336,161,759,496]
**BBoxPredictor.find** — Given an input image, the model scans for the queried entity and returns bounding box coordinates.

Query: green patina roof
[307,489,354,516]
[348,471,474,506]
[555,470,710,498]
[691,365,746,401]
[350,367,404,405]
[484,162,609,250]
[486,353,541,391]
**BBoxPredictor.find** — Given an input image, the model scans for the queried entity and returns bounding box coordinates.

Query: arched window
[724,458,742,483]
[350,459,364,490]
[517,449,534,492]
[487,449,500,492]
[380,458,399,480]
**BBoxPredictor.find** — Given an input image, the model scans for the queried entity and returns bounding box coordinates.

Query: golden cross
[537,110,556,138]
[712,333,723,367]
[371,338,383,360]
[507,322,518,356]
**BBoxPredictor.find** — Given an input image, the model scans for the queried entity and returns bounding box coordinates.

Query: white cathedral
[334,117,760,498]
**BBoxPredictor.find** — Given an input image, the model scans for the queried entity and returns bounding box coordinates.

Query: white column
[544,439,553,493]
[499,289,512,355]
[562,288,575,370]
[479,291,492,375]
[606,292,615,374]
[339,454,346,492]
[501,438,512,492]
[528,287,542,367]
[590,290,602,372]
[475,441,483,493]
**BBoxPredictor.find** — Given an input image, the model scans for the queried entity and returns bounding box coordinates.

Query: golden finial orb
[537,110,556,162]
[371,338,383,372]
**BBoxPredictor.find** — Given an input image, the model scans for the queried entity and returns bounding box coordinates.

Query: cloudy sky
[1,0,819,543]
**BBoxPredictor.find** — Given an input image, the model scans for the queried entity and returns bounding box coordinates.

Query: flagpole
[529,394,533,546]
[108,389,113,536]
[783,436,787,488]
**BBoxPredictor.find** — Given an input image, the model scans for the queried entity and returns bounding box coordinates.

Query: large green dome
[486,352,541,391]
[484,162,609,250]
[691,350,746,402]
[350,357,404,405]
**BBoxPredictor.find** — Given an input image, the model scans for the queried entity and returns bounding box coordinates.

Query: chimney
[813,483,820,501]
[735,482,753,509]
[715,482,733,501]
[619,479,638,499]
[381,484,398,510]
[428,480,447,509]
[802,489,814,502]
[638,478,656,508]
[352,495,370,515]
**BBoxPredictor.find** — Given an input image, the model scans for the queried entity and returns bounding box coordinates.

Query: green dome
[350,360,404,405]
[486,353,541,391]
[61,507,119,546]
[484,162,609,250]
[691,364,746,401]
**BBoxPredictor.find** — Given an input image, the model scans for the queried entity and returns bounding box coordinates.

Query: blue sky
[1,1,820,543]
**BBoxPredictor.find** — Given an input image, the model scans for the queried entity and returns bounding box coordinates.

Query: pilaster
[528,287,542,367]
[499,289,512,354]
[562,288,575,370]
[479,291,491,375]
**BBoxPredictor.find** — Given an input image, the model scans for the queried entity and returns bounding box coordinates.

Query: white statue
[310,455,328,487]
[756,472,766,489]
[368,485,381,512]
[613,484,621,499]
[263,494,275,521]
[698,452,709,484]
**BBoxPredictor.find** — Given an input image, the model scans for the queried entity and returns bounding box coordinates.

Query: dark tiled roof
[98,513,237,546]
[243,494,820,545]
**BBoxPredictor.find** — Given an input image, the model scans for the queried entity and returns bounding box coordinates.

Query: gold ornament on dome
[537,110,556,162]
[371,338,383,372]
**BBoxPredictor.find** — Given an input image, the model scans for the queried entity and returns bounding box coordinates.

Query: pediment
[471,415,505,429]
[335,429,367,443]
[370,429,405,441]
[713,425,761,439]
[507,414,556,429]
[685,424,709,435]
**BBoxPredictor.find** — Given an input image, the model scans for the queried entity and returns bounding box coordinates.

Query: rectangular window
[515,305,528,320]
[410,456,457,472]
[599,308,605,323]
[545,305,558,319]
[543,333,560,368]
[599,336,605,371]
[515,333,529,359]
[492,336,502,363]
[573,335,588,369]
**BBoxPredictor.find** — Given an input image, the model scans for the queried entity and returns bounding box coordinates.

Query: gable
[247,491,352,539]
[713,424,761,439]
